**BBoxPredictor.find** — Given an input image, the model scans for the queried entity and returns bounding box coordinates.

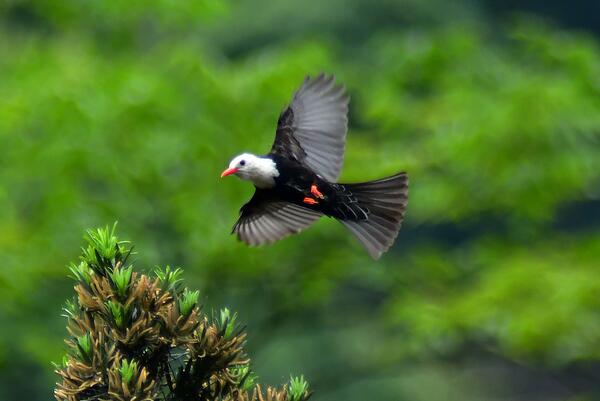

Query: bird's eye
[239,160,246,166]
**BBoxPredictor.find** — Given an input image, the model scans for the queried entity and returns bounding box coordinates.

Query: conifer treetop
[55,224,311,401]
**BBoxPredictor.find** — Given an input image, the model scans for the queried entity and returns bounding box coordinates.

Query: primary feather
[272,74,349,181]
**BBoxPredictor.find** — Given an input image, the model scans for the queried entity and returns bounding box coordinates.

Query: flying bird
[221,74,408,259]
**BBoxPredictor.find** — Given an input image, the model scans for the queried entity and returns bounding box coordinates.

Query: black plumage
[226,74,408,259]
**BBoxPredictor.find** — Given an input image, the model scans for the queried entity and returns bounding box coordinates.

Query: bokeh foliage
[1,1,600,400]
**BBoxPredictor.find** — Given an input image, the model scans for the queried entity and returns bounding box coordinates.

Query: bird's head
[220,153,279,188]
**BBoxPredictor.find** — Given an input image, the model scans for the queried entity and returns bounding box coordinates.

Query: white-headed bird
[221,74,408,259]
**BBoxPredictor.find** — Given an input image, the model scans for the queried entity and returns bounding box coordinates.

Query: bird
[220,74,408,259]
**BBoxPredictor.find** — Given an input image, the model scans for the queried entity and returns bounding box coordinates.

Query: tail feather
[339,172,408,259]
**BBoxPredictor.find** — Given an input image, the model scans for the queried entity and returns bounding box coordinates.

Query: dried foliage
[55,225,311,401]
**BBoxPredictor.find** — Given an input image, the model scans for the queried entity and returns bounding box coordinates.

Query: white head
[220,153,279,188]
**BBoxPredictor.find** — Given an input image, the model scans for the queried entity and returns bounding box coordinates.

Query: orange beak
[220,167,238,178]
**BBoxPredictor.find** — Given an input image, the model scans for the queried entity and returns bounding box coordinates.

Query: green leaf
[219,307,238,339]
[288,375,309,401]
[76,334,92,362]
[61,298,79,320]
[119,359,138,385]
[178,289,199,317]
[81,222,130,273]
[68,261,92,284]
[154,265,184,293]
[230,365,257,392]
[109,265,134,298]
[106,300,126,329]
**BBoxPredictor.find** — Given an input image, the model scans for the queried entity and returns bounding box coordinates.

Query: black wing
[272,74,349,182]
[233,189,322,246]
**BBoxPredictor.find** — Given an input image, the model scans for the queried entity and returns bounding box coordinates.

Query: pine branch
[54,225,312,401]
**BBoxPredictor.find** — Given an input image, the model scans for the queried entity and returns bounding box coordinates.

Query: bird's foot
[303,197,319,205]
[310,184,325,199]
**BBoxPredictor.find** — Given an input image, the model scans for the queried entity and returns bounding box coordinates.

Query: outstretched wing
[272,74,349,182]
[233,189,322,246]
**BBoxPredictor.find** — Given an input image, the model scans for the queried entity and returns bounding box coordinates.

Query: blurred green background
[2,1,600,400]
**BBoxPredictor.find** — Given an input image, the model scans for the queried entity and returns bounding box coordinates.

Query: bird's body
[221,74,408,259]
[240,155,340,217]
[264,154,373,221]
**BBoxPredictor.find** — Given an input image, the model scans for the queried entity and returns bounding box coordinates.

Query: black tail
[337,172,408,260]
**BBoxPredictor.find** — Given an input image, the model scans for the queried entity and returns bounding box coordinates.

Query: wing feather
[232,189,322,246]
[272,74,349,181]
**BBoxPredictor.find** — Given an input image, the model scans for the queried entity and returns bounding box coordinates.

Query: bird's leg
[310,184,325,199]
[303,197,318,205]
